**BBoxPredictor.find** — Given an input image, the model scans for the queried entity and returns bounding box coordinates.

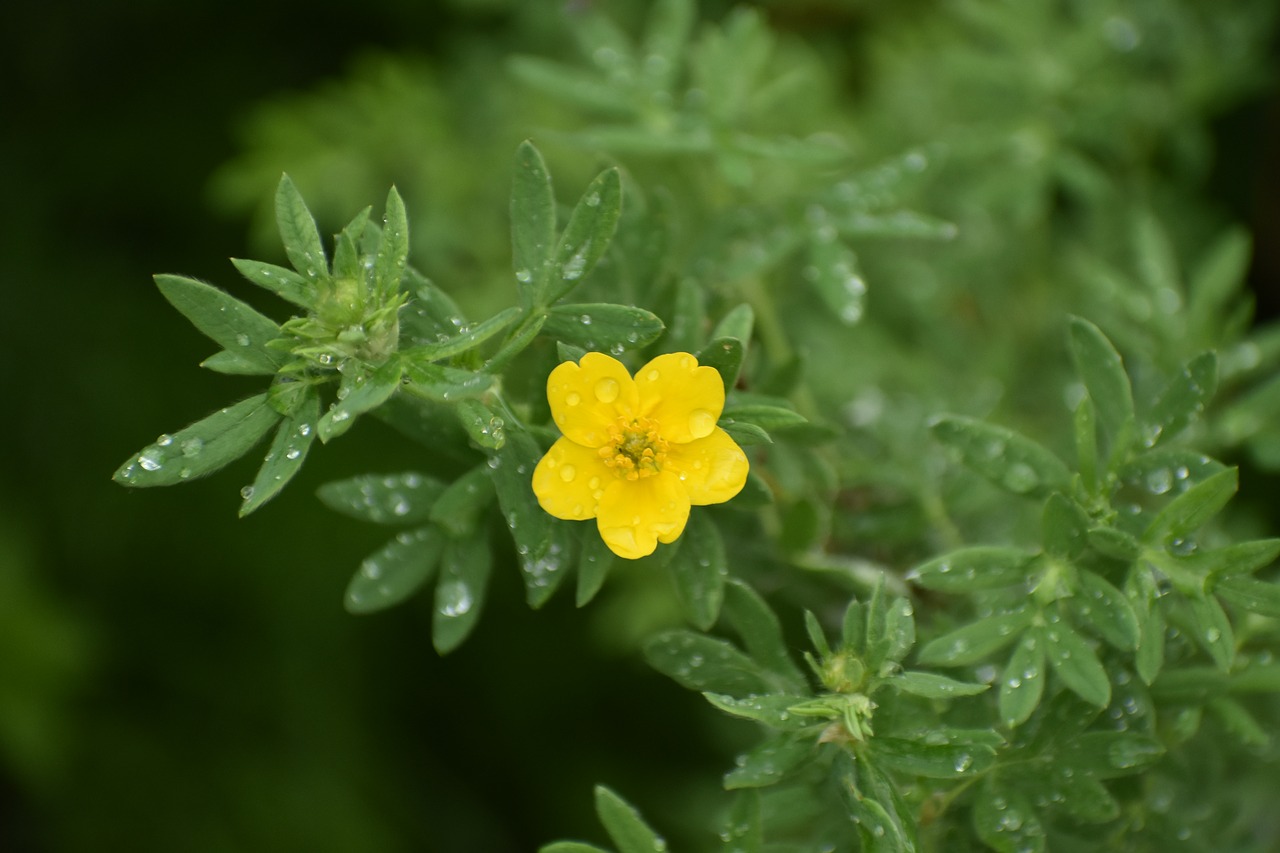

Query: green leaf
[318,359,403,442]
[1142,467,1238,545]
[999,631,1047,727]
[539,843,611,853]
[698,337,745,394]
[930,415,1071,498]
[454,399,506,450]
[486,312,548,373]
[847,753,919,852]
[1208,696,1271,747]
[400,271,468,342]
[666,275,706,354]
[490,430,573,607]
[1126,567,1165,685]
[1186,594,1235,671]
[917,608,1034,666]
[703,692,812,731]
[1143,352,1217,448]
[720,404,807,433]
[642,0,695,91]
[1058,731,1164,779]
[317,471,445,525]
[719,419,770,446]
[719,791,762,853]
[594,786,666,853]
[275,174,328,281]
[239,390,320,516]
[432,533,492,654]
[667,512,727,630]
[713,304,754,344]
[1215,575,1280,618]
[509,55,629,116]
[872,737,995,779]
[511,141,556,303]
[1071,570,1140,651]
[542,304,665,352]
[1042,622,1111,707]
[644,630,771,696]
[114,394,281,488]
[200,350,275,376]
[1087,527,1141,561]
[893,671,988,699]
[548,168,623,303]
[154,275,287,374]
[908,546,1036,592]
[724,733,813,789]
[429,465,493,537]
[576,532,616,607]
[1188,228,1251,336]
[807,234,866,325]
[400,306,523,363]
[1074,396,1099,495]
[1050,772,1120,824]
[230,258,312,309]
[401,361,497,403]
[1068,316,1134,447]
[344,526,443,614]
[721,579,807,691]
[973,778,1045,853]
[373,186,409,298]
[881,595,917,667]
[1133,211,1180,294]
[1181,539,1280,581]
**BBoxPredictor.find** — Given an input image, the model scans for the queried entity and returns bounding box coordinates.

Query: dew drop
[156,434,173,447]
[594,378,619,403]
[566,392,582,406]
[240,485,255,501]
[285,448,301,460]
[559,464,577,483]
[138,451,163,471]
[646,369,660,382]
[689,409,715,439]
[181,438,204,458]
[236,333,251,347]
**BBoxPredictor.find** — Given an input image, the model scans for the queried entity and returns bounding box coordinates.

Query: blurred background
[2,1,1277,850]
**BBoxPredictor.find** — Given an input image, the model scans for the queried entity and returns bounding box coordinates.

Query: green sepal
[230,258,313,309]
[666,512,727,630]
[275,173,328,282]
[239,389,321,516]
[542,303,665,352]
[114,393,282,488]
[594,786,667,853]
[930,415,1071,498]
[154,275,287,374]
[547,167,623,303]
[317,471,445,526]
[432,533,492,654]
[344,526,444,614]
[330,206,372,283]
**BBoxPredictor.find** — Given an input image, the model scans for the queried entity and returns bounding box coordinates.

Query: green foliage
[110,1,1280,851]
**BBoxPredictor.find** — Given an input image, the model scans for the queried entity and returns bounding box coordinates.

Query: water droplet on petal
[594,378,619,403]
[566,392,582,406]
[646,369,660,382]
[559,464,577,483]
[689,409,715,439]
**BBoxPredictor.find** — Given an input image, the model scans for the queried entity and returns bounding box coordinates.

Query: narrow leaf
[644,630,771,697]
[114,394,281,487]
[429,465,493,537]
[154,275,286,374]
[999,631,1047,727]
[433,533,492,654]
[1143,468,1238,545]
[594,787,666,853]
[275,174,328,281]
[667,512,727,630]
[549,168,623,303]
[908,546,1036,592]
[317,471,445,525]
[318,359,403,442]
[1215,575,1280,618]
[1042,622,1111,707]
[931,415,1071,498]
[230,258,313,308]
[576,532,617,607]
[893,671,988,699]
[240,390,320,516]
[344,526,443,614]
[542,303,664,353]
[511,141,555,303]
[1143,352,1217,448]
[917,607,1034,666]
[1071,570,1140,651]
[1068,316,1135,446]
[721,579,806,690]
[374,186,409,298]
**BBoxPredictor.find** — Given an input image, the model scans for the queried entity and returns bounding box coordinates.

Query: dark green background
[2,1,1276,850]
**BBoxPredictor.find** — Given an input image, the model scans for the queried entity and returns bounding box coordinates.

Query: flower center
[600,416,668,480]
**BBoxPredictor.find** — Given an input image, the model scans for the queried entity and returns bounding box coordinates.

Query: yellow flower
[532,351,750,560]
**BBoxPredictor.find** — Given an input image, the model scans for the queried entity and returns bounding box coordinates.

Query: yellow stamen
[599,416,668,480]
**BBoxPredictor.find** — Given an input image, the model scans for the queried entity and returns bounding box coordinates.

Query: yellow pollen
[599,416,668,480]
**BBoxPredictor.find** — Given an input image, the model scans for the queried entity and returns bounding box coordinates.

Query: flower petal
[635,352,726,444]
[547,352,639,448]
[666,427,749,506]
[532,437,615,521]
[596,471,691,559]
